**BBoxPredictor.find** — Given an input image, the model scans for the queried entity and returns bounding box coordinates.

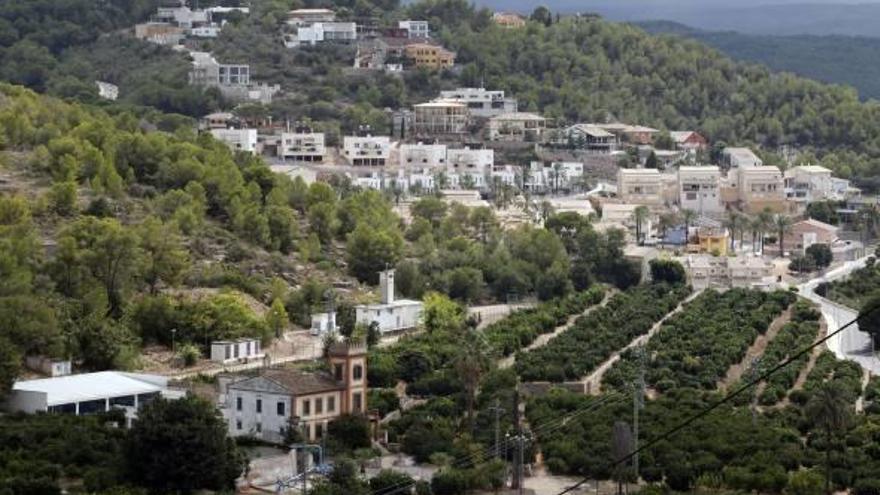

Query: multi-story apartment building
[343,135,391,166]
[678,166,722,214]
[412,101,469,135]
[737,165,785,213]
[222,341,367,442]
[404,43,455,69]
[437,88,518,118]
[280,131,325,162]
[617,168,664,206]
[398,20,429,38]
[209,128,258,154]
[398,143,447,169]
[685,255,775,290]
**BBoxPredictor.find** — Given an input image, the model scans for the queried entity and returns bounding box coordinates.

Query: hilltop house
[561,124,617,153]
[412,101,469,136]
[209,128,258,154]
[280,130,326,162]
[670,131,708,152]
[404,43,455,69]
[678,166,722,214]
[618,168,664,206]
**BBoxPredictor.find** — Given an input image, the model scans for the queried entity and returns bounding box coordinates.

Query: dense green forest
[637,21,880,101]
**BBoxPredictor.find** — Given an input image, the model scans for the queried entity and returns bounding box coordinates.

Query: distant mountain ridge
[473,0,880,37]
[634,20,880,100]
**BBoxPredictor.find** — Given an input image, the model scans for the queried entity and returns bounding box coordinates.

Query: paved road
[798,256,880,374]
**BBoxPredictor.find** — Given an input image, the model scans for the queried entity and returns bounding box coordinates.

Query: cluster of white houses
[135,2,249,45]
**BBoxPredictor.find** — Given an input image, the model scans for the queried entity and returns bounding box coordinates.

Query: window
[236,397,242,411]
[303,399,311,416]
[277,402,286,416]
[316,398,323,414]
[256,399,262,414]
[236,420,242,430]
[353,393,362,412]
[256,422,262,433]
[334,364,343,381]
[353,365,363,380]
[327,396,336,412]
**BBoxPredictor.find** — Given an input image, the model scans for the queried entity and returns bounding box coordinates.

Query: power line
[553,303,879,495]
[369,393,627,495]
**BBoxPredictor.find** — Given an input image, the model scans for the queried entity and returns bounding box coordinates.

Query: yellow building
[689,227,729,256]
[404,43,455,70]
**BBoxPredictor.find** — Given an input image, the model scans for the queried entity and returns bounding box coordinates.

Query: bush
[327,414,371,453]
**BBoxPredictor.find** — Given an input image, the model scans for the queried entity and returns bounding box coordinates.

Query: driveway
[798,256,880,374]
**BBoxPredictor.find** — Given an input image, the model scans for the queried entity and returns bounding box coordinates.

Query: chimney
[379,269,395,304]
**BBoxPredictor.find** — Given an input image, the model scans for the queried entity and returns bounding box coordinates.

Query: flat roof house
[737,165,785,213]
[398,20,429,38]
[404,43,455,69]
[487,112,546,142]
[678,166,722,214]
[722,147,763,168]
[784,165,834,203]
[412,101,469,135]
[617,168,664,206]
[5,372,183,425]
[209,128,258,154]
[355,270,422,333]
[343,135,391,166]
[399,143,447,169]
[280,131,325,162]
[438,87,518,118]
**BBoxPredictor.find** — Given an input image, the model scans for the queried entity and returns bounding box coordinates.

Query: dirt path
[582,290,703,395]
[497,290,616,369]
[790,317,828,393]
[718,307,793,392]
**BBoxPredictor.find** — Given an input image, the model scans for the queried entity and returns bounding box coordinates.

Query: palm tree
[723,212,742,252]
[632,205,650,245]
[749,217,763,254]
[757,208,774,253]
[454,331,492,432]
[681,209,697,245]
[774,214,793,257]
[805,383,852,495]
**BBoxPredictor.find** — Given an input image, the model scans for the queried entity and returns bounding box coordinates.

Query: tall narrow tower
[328,341,368,414]
[379,269,395,304]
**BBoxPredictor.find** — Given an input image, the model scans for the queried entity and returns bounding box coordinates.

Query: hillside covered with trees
[6,0,880,189]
